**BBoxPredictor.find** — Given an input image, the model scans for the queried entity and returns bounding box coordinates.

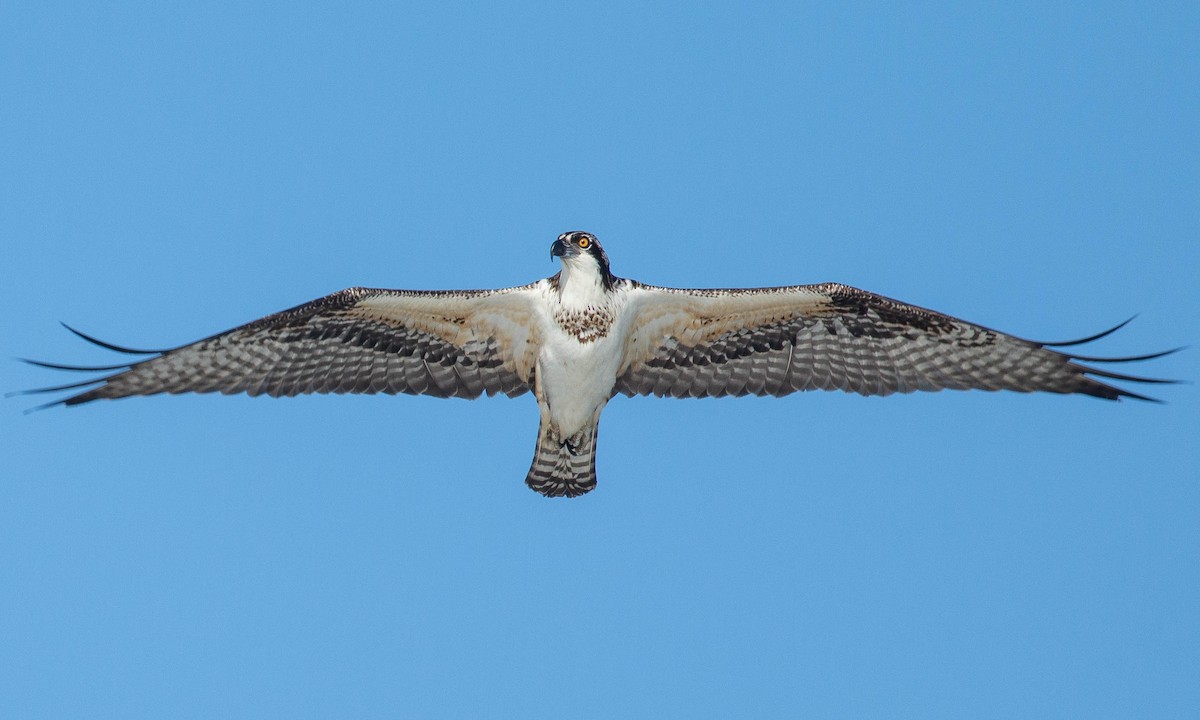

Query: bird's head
[551,230,614,290]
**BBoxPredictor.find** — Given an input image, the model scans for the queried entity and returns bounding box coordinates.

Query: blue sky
[2,2,1197,717]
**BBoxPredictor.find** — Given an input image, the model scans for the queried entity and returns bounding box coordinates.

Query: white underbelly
[537,332,623,436]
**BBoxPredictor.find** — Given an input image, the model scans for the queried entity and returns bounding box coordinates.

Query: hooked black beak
[550,238,567,260]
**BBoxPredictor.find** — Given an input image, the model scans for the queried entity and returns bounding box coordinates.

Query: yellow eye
[578,237,591,249]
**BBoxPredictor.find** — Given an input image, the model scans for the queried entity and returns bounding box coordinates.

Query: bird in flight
[20,231,1177,497]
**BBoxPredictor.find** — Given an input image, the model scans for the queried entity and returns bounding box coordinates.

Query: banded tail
[525,422,599,498]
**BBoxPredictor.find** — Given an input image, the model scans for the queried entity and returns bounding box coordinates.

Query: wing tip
[1037,316,1137,348]
[18,357,134,372]
[59,322,169,355]
[1036,316,1183,403]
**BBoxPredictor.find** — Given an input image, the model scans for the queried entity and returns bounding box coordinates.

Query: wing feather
[29,285,543,406]
[614,282,1175,402]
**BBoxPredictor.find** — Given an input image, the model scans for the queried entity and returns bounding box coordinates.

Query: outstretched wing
[614,282,1176,401]
[25,285,544,407]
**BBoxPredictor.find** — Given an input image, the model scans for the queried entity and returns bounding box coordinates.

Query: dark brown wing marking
[614,282,1178,402]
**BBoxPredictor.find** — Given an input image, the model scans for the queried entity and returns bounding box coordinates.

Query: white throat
[557,256,608,308]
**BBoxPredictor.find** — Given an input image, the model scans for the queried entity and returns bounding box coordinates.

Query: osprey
[22,231,1176,497]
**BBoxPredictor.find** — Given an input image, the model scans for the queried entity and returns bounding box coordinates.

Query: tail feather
[525,423,599,498]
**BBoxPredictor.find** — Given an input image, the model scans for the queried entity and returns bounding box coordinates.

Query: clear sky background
[2,2,1197,718]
